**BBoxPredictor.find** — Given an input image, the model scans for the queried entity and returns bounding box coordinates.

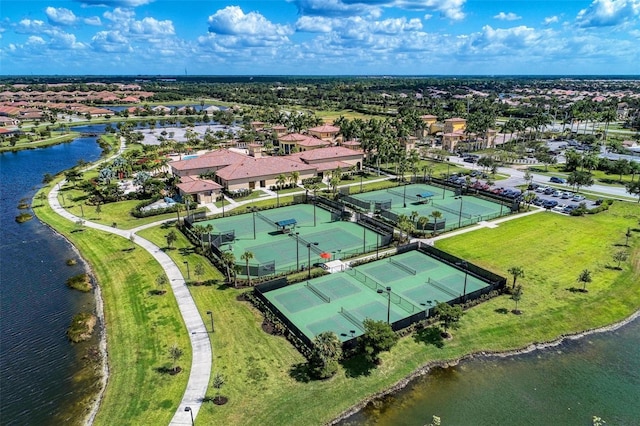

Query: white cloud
[544,16,560,25]
[130,17,174,36]
[91,30,132,52]
[48,30,86,50]
[26,36,46,46]
[295,16,335,33]
[291,0,380,18]
[422,0,466,21]
[103,7,136,24]
[576,0,640,27]
[15,19,46,34]
[207,6,292,37]
[46,7,78,26]
[494,12,521,21]
[75,0,155,6]
[84,16,102,26]
[424,14,433,20]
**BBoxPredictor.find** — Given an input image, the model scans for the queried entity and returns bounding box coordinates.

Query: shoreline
[328,308,640,425]
[39,220,109,426]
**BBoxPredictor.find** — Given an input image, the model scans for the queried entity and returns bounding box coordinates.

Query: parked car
[561,192,572,199]
[550,176,566,184]
[536,185,550,193]
[563,204,578,214]
[572,194,586,202]
[552,190,562,197]
[544,187,555,195]
[543,200,558,208]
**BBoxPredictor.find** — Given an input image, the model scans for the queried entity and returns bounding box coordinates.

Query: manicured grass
[37,170,640,425]
[0,132,81,153]
[136,201,640,426]
[34,186,191,426]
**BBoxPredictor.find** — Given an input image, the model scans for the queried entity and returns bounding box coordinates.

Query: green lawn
[34,184,191,426]
[134,202,640,425]
[36,171,640,425]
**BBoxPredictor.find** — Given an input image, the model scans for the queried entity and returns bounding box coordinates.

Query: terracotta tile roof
[215,156,316,181]
[445,117,466,122]
[314,160,352,172]
[297,137,329,147]
[170,149,247,171]
[291,146,362,162]
[308,124,340,133]
[176,177,221,194]
[279,133,307,142]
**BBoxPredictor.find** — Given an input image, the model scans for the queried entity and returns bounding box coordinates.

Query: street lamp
[183,261,190,280]
[455,196,464,228]
[307,242,318,279]
[360,171,364,192]
[456,261,469,303]
[246,206,256,239]
[206,310,214,333]
[376,233,380,259]
[377,286,392,324]
[184,406,194,426]
[313,189,317,227]
[403,181,407,208]
[289,232,300,270]
[221,194,225,217]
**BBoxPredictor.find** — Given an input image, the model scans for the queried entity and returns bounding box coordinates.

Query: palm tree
[275,174,287,190]
[507,266,525,289]
[221,251,236,286]
[417,216,430,231]
[289,171,300,188]
[183,194,193,220]
[511,285,523,314]
[241,251,254,285]
[430,210,443,234]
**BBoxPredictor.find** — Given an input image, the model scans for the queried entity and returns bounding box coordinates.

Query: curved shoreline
[328,309,640,425]
[40,222,110,426]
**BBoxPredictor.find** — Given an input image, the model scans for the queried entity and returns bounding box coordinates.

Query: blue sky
[1,0,639,75]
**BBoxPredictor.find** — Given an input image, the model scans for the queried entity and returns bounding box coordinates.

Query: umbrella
[319,252,331,260]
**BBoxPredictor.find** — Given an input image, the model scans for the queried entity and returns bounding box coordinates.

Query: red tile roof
[171,149,246,171]
[308,124,340,133]
[215,156,316,181]
[291,146,362,162]
[176,177,221,194]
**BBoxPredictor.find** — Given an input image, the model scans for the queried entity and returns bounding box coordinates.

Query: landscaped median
[36,175,640,425]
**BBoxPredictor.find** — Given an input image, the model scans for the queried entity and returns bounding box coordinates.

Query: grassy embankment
[137,201,639,425]
[0,131,81,153]
[34,183,191,426]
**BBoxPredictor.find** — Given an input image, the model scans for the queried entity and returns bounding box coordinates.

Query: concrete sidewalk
[48,181,212,426]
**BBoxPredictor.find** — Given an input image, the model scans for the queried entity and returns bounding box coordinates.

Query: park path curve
[48,186,210,422]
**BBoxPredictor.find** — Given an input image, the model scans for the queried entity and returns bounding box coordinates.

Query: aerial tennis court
[345,183,506,230]
[258,248,497,343]
[197,204,385,275]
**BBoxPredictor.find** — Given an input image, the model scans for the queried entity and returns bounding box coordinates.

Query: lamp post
[80,204,84,218]
[313,191,317,227]
[291,232,300,270]
[206,310,214,333]
[377,286,392,324]
[403,181,407,208]
[456,261,468,303]
[455,196,463,228]
[221,194,225,217]
[376,233,380,259]
[247,206,256,239]
[183,261,190,280]
[360,171,364,192]
[184,406,194,426]
[307,242,318,279]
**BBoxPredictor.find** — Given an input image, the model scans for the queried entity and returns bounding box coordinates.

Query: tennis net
[306,282,330,303]
[427,277,458,298]
[340,307,364,331]
[389,258,416,275]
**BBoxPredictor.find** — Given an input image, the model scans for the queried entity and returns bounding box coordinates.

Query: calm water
[341,317,640,426]
[0,138,103,424]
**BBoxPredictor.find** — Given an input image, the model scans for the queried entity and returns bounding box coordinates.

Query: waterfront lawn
[134,202,639,425]
[34,193,191,426]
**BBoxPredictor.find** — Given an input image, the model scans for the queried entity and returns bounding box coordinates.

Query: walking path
[47,139,211,425]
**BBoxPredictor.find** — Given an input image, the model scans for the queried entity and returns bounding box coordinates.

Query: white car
[572,194,586,202]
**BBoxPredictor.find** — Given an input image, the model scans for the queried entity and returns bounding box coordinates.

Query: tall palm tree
[241,251,254,286]
[577,269,592,292]
[417,216,430,231]
[289,171,300,188]
[430,210,443,234]
[221,251,236,286]
[276,174,287,190]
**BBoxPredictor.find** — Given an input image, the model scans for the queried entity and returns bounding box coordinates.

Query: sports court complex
[192,203,392,276]
[342,183,507,231]
[254,245,506,346]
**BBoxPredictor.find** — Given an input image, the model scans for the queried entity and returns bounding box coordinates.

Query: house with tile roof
[175,176,222,204]
[169,146,364,193]
[278,133,330,154]
[307,124,341,143]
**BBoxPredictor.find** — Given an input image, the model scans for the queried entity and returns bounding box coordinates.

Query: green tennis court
[260,248,495,342]
[347,183,505,230]
[198,204,384,275]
